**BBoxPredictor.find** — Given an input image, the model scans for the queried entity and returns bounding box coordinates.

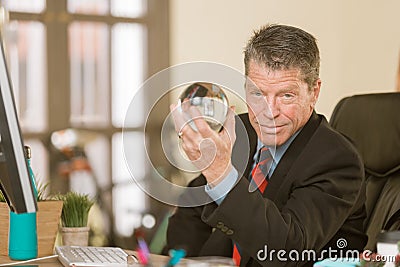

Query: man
[165,24,367,266]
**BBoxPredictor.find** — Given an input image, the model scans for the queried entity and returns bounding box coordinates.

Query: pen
[137,237,150,265]
[135,229,151,266]
[164,249,186,267]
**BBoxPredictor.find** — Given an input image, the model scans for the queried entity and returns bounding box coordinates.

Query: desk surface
[0,251,235,267]
[0,252,174,267]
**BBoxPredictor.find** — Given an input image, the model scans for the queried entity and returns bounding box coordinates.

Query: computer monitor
[0,34,37,214]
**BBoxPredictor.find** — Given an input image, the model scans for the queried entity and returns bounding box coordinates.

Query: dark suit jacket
[164,112,368,266]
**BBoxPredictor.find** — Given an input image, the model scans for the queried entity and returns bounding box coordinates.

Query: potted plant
[57,191,94,246]
[0,183,63,257]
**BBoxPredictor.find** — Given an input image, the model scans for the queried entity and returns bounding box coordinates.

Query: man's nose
[264,97,280,119]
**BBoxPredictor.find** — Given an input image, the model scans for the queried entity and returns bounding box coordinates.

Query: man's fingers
[170,104,185,133]
[170,103,200,142]
[225,106,236,135]
[220,106,236,144]
[189,106,215,138]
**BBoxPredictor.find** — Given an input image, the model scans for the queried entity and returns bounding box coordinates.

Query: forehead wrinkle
[249,59,306,83]
[249,70,302,89]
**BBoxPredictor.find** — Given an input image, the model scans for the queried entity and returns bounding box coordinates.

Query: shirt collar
[255,129,302,164]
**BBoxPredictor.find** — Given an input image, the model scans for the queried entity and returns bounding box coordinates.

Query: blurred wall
[169,0,400,118]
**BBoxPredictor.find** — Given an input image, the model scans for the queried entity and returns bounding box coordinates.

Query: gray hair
[244,24,320,89]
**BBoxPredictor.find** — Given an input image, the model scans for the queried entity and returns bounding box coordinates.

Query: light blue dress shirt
[205,131,300,205]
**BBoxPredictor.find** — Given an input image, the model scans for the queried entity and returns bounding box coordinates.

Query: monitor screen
[0,35,37,214]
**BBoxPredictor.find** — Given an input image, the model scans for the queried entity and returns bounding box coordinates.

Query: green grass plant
[57,192,94,227]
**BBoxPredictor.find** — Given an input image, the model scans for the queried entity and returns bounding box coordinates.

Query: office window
[111,23,146,128]
[68,0,108,15]
[112,132,146,237]
[112,132,146,183]
[69,22,109,127]
[113,184,145,236]
[111,0,147,18]
[3,21,47,133]
[1,0,45,13]
[1,0,169,247]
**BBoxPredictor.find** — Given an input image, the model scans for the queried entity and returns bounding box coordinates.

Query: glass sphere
[178,82,229,132]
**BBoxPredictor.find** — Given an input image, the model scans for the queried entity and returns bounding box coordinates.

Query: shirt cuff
[205,167,239,205]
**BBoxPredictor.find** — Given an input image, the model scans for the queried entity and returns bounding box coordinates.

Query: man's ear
[311,79,321,107]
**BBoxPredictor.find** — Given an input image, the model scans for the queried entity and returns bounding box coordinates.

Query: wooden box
[0,201,63,257]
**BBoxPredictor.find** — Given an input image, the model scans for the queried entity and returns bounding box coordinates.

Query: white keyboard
[55,246,138,267]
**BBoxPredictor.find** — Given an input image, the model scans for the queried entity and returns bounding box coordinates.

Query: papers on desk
[313,258,360,267]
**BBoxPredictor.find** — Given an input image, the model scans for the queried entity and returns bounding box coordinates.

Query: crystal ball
[178,82,229,132]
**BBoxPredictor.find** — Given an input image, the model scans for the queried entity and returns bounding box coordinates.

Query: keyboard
[55,246,138,267]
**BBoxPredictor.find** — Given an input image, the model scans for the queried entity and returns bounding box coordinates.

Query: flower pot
[0,201,63,257]
[60,226,90,246]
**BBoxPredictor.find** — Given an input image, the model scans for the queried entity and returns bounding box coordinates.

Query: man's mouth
[256,122,285,133]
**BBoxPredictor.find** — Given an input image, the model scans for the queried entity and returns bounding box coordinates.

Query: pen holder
[8,211,38,260]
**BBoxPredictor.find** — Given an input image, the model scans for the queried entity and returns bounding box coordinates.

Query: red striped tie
[233,146,272,266]
[250,146,272,193]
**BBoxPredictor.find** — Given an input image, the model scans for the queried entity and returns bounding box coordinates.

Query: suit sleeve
[163,176,214,257]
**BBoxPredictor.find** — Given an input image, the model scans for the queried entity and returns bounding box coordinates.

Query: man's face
[246,61,321,146]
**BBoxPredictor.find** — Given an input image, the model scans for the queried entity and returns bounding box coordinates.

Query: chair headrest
[330,92,400,177]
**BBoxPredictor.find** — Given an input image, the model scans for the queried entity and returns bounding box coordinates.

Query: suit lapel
[264,112,322,199]
[232,114,258,179]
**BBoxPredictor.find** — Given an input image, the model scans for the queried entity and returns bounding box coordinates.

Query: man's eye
[283,93,294,99]
[252,91,262,96]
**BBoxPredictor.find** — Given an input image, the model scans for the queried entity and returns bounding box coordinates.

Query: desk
[0,252,175,267]
[0,251,234,267]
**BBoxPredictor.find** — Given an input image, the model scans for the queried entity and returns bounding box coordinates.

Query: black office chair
[330,92,400,251]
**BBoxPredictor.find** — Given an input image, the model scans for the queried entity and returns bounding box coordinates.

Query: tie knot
[258,146,272,163]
